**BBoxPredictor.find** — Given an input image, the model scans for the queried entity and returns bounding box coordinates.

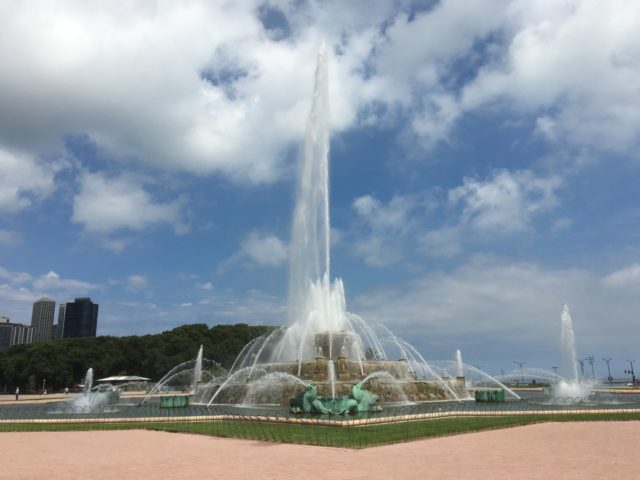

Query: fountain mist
[206,45,466,407]
[560,304,579,382]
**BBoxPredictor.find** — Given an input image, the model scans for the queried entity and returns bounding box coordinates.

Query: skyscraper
[58,298,99,338]
[31,297,56,342]
[0,321,34,349]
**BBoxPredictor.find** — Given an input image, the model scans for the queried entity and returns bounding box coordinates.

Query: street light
[602,358,613,385]
[586,356,595,379]
[625,360,636,386]
[514,361,526,384]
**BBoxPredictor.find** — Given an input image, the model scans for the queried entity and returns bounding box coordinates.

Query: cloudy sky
[1,0,639,377]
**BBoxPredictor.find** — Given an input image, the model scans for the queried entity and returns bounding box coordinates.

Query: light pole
[625,360,636,386]
[586,356,595,379]
[514,361,526,384]
[602,358,613,385]
[578,359,585,378]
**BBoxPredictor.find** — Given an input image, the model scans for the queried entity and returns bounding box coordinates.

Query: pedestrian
[15,387,19,401]
[64,387,69,395]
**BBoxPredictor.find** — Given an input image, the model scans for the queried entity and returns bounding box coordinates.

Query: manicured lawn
[1,413,639,448]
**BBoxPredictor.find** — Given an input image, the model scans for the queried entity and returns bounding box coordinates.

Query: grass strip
[1,413,639,449]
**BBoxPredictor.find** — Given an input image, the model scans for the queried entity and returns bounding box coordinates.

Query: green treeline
[0,323,272,392]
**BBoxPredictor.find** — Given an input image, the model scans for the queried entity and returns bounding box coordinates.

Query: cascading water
[327,360,336,398]
[560,304,579,383]
[455,350,463,378]
[556,304,593,397]
[84,368,94,395]
[494,306,593,400]
[71,367,119,409]
[193,344,203,392]
[206,45,467,407]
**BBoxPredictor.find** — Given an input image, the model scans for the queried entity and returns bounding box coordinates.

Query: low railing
[1,395,638,448]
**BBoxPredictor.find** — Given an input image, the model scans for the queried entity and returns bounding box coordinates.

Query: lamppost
[625,360,636,386]
[586,356,595,379]
[602,358,613,385]
[514,361,526,384]
[578,359,585,378]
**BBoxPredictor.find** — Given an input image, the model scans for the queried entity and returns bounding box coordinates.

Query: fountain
[495,305,594,399]
[141,346,226,405]
[556,304,593,397]
[84,367,94,394]
[455,350,464,378]
[193,344,203,393]
[70,368,119,408]
[205,45,468,412]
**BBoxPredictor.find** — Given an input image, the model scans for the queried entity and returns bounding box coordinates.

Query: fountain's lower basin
[204,358,467,405]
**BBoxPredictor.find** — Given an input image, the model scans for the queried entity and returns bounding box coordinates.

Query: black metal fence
[1,395,639,448]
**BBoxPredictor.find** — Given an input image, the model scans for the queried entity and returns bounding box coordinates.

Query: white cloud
[100,288,285,335]
[349,169,563,266]
[351,194,419,266]
[0,147,63,213]
[0,230,20,246]
[602,264,640,288]
[72,171,187,236]
[0,267,32,285]
[0,0,636,189]
[240,232,288,267]
[352,256,640,364]
[460,0,640,153]
[199,282,214,291]
[0,2,380,184]
[127,274,150,293]
[449,170,562,233]
[32,270,98,294]
[551,217,572,233]
[0,265,100,324]
[420,226,462,259]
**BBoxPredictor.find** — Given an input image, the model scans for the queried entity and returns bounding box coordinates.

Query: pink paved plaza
[1,421,638,480]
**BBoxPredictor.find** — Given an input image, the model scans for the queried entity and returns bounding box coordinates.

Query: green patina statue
[289,382,381,415]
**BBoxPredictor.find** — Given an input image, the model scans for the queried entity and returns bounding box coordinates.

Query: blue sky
[1,0,639,377]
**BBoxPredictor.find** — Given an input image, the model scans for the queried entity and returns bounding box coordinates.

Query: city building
[56,304,66,339]
[0,321,35,349]
[31,297,56,342]
[58,297,99,338]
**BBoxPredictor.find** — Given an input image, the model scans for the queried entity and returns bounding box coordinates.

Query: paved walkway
[1,421,638,479]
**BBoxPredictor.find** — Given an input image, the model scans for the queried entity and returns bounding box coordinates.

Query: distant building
[56,304,66,339]
[31,297,56,342]
[0,316,9,324]
[0,321,35,349]
[58,298,99,338]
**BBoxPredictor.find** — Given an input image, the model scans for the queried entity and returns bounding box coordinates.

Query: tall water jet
[455,350,464,378]
[193,345,203,392]
[84,368,94,395]
[71,367,119,409]
[560,304,579,382]
[555,304,593,398]
[205,45,467,409]
[279,42,350,368]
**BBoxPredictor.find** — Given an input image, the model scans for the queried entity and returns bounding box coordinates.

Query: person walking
[15,387,19,401]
